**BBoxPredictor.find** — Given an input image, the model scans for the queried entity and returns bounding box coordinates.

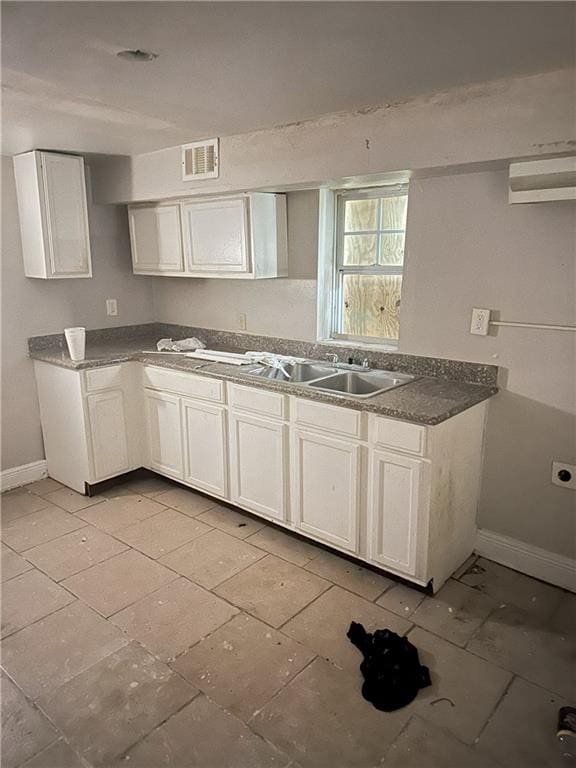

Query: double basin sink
[247,361,415,399]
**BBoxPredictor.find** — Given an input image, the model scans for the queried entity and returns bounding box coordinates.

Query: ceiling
[2,1,574,156]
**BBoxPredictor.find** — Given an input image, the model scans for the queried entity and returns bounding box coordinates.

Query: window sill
[317,337,399,353]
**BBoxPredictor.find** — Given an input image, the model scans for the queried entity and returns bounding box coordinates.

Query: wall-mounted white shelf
[509,156,576,204]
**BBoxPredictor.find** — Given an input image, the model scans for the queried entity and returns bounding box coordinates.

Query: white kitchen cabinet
[367,449,429,577]
[229,411,288,521]
[86,390,130,480]
[33,362,141,493]
[182,397,227,498]
[13,151,92,279]
[143,389,183,478]
[128,203,184,273]
[128,193,287,278]
[291,428,360,552]
[181,198,248,273]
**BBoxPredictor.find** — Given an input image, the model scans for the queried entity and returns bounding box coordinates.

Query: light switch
[106,299,118,316]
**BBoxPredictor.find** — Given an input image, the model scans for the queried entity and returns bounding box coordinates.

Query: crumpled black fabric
[347,621,431,711]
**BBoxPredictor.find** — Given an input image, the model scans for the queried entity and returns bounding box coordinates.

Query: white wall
[0,155,154,471]
[151,170,576,559]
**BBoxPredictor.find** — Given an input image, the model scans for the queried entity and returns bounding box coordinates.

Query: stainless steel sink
[308,370,415,398]
[247,362,337,383]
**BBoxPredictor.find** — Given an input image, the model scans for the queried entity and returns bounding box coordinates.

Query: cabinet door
[229,411,287,521]
[41,152,91,277]
[367,449,429,576]
[86,390,129,481]
[129,204,183,273]
[143,389,183,478]
[182,398,227,498]
[291,429,359,552]
[182,198,249,273]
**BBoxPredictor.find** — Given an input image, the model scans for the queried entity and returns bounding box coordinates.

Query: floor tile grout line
[1,595,82,642]
[21,535,131,584]
[472,673,516,746]
[2,520,91,557]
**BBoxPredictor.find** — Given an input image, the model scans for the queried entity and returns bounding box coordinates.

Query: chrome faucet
[362,358,370,370]
[326,353,339,365]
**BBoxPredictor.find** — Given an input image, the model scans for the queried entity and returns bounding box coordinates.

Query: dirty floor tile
[38,642,197,767]
[76,494,165,532]
[0,506,86,552]
[466,604,576,699]
[1,674,58,768]
[1,569,75,638]
[115,475,176,498]
[160,528,265,589]
[376,583,425,618]
[2,601,127,699]
[403,626,512,744]
[113,694,288,768]
[476,676,571,768]
[384,715,500,768]
[112,509,212,559]
[215,554,330,628]
[250,657,408,768]
[24,525,128,581]
[173,612,315,721]
[25,477,65,496]
[282,585,411,673]
[305,549,394,600]
[196,503,267,539]
[458,557,564,621]
[246,525,321,566]
[43,487,102,513]
[62,549,176,617]
[18,739,86,768]
[411,579,496,646]
[111,577,238,661]
[1,490,51,523]
[1,542,33,582]
[154,486,219,517]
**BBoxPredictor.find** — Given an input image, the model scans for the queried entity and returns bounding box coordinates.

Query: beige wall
[152,170,576,559]
[1,155,154,470]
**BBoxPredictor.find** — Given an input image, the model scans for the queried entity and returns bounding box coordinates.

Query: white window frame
[317,184,408,349]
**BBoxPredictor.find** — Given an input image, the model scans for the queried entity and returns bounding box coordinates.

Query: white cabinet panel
[86,390,130,481]
[182,198,249,273]
[367,449,429,576]
[182,398,227,498]
[14,151,91,279]
[291,429,359,552]
[143,389,183,478]
[229,411,287,521]
[129,204,183,273]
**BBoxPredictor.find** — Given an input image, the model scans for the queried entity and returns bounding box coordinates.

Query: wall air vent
[182,139,219,181]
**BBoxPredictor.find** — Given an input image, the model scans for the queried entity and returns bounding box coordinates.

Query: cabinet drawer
[371,415,426,456]
[84,365,124,392]
[228,383,286,420]
[292,397,364,440]
[143,366,224,402]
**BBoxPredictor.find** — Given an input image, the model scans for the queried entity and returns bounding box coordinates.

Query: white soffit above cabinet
[182,139,219,181]
[509,156,576,203]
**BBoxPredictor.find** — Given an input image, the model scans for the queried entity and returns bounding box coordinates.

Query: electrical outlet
[238,312,247,331]
[106,299,118,317]
[470,308,490,335]
[552,461,576,490]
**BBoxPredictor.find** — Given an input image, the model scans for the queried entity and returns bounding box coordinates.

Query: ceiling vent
[182,139,219,181]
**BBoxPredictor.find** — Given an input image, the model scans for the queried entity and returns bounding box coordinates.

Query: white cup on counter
[64,327,86,362]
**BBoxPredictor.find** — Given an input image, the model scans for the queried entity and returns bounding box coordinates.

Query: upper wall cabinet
[13,151,92,279]
[127,193,287,279]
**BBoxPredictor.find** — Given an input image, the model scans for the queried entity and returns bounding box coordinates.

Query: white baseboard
[476,528,576,593]
[1,460,48,492]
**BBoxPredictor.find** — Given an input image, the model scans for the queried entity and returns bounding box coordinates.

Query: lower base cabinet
[143,389,183,478]
[182,397,227,498]
[291,428,360,553]
[229,410,288,522]
[367,449,430,577]
[86,390,130,480]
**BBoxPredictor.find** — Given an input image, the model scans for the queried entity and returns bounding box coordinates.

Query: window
[321,186,408,346]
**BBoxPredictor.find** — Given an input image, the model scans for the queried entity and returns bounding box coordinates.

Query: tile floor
[1,474,574,768]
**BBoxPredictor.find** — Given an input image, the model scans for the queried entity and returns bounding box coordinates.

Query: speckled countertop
[28,326,498,426]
